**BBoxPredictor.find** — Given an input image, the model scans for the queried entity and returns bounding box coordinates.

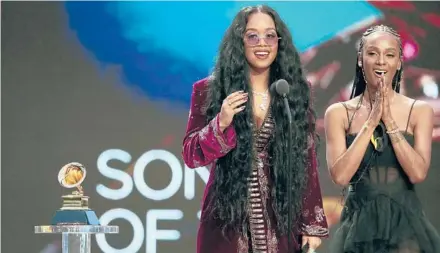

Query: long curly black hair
[350,24,403,99]
[204,5,316,236]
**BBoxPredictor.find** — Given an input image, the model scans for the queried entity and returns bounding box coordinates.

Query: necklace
[252,89,269,111]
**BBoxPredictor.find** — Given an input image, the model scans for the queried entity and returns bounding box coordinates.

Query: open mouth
[374,70,387,77]
[254,50,270,59]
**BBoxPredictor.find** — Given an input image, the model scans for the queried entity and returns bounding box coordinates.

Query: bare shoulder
[399,95,433,117]
[325,102,344,117]
[324,101,348,126]
[325,97,360,118]
[398,95,434,130]
[412,99,434,120]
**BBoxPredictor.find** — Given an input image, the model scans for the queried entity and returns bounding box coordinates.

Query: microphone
[271,79,290,97]
[271,79,291,125]
[270,79,293,252]
[371,121,388,153]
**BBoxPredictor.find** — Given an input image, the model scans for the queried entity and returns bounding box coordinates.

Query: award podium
[35,225,118,253]
[35,163,118,253]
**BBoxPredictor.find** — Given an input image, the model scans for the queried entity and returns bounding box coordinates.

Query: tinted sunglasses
[244,33,281,46]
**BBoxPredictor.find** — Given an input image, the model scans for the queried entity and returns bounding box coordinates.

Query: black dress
[330,101,440,253]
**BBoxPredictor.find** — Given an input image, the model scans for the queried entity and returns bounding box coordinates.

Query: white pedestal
[35,225,119,253]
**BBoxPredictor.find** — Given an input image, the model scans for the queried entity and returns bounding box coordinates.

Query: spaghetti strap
[341,102,356,133]
[405,100,417,133]
[330,96,440,253]
[341,102,350,121]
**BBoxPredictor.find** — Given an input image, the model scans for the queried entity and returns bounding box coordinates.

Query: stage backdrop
[2,1,440,253]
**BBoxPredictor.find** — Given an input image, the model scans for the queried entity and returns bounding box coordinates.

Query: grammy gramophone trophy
[35,162,118,253]
[52,162,100,225]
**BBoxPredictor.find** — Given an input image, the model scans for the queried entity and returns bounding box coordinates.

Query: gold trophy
[51,162,100,225]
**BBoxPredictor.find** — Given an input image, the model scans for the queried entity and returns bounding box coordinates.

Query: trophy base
[51,210,100,225]
[62,233,91,253]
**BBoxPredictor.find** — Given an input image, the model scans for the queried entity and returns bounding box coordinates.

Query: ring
[309,249,317,253]
[228,100,231,106]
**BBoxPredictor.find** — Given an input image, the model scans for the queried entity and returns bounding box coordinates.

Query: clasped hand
[368,74,393,126]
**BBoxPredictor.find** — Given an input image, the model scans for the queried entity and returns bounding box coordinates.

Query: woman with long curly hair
[325,24,440,252]
[182,5,328,253]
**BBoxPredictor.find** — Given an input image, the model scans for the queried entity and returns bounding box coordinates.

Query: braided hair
[350,24,404,99]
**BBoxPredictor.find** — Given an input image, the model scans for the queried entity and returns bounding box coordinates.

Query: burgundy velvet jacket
[182,77,329,253]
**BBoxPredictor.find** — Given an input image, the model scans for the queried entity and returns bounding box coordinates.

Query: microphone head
[271,79,290,96]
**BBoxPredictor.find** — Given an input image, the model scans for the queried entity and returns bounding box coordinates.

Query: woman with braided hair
[325,24,440,252]
[182,5,328,253]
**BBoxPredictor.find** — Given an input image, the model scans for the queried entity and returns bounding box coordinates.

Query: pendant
[252,88,269,111]
[259,94,268,111]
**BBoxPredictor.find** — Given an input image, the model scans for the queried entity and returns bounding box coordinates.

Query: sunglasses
[244,33,281,46]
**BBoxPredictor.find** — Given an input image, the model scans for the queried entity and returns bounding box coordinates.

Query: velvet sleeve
[298,140,329,237]
[299,83,329,237]
[182,79,237,169]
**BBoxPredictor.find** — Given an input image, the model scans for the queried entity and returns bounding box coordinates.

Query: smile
[254,51,269,59]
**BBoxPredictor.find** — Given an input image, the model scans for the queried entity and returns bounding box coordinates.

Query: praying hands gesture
[379,74,394,125]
